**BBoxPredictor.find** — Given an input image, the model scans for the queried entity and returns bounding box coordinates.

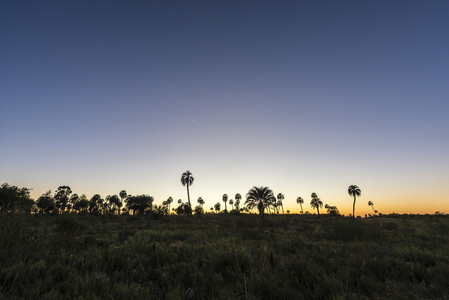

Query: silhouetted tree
[89,194,102,214]
[101,197,111,214]
[75,194,89,213]
[166,197,173,213]
[368,201,376,214]
[197,197,205,208]
[175,203,191,215]
[325,204,340,215]
[36,190,55,213]
[69,193,79,212]
[222,194,228,212]
[54,186,72,213]
[229,199,234,210]
[126,195,154,215]
[348,185,361,218]
[194,205,204,215]
[214,202,221,213]
[245,186,276,218]
[152,204,168,216]
[119,190,127,203]
[181,170,194,210]
[235,193,241,210]
[296,197,304,213]
[106,195,121,214]
[310,193,323,215]
[0,183,34,213]
[277,193,285,214]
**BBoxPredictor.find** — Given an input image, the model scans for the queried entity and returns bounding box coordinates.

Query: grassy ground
[1,213,449,299]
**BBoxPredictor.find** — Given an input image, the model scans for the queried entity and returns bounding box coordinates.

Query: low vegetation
[1,213,449,299]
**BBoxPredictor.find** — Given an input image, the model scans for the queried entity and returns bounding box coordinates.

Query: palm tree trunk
[317,207,320,215]
[281,202,284,214]
[353,195,356,218]
[300,204,303,214]
[187,184,191,207]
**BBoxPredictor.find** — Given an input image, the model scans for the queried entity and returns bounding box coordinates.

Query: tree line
[0,171,368,217]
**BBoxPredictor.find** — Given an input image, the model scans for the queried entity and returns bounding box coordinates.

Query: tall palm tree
[348,185,361,218]
[276,193,285,214]
[222,194,228,211]
[181,170,194,209]
[310,193,323,215]
[245,186,276,218]
[296,197,304,214]
[368,201,376,213]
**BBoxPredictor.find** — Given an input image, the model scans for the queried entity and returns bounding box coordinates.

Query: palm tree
[325,204,340,215]
[245,186,276,218]
[348,185,361,218]
[229,199,234,210]
[166,197,173,214]
[235,193,241,210]
[222,194,228,211]
[214,202,221,213]
[296,197,304,213]
[197,197,205,208]
[368,201,376,213]
[310,193,323,215]
[276,193,285,214]
[181,170,194,209]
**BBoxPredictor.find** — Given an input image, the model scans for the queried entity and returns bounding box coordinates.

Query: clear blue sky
[1,1,448,215]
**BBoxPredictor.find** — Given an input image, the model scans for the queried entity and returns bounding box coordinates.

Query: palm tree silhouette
[235,193,241,210]
[214,202,221,213]
[310,193,323,215]
[296,197,304,214]
[229,199,234,210]
[222,194,228,212]
[325,204,340,215]
[368,201,376,213]
[166,197,173,214]
[348,185,361,218]
[197,197,205,208]
[245,186,276,218]
[277,193,285,214]
[181,170,194,209]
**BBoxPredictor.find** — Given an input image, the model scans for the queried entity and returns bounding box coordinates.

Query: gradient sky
[1,1,448,216]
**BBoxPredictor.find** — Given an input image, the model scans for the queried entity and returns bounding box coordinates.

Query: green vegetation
[2,213,449,299]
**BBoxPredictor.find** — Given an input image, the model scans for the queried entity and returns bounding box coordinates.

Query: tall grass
[1,213,449,299]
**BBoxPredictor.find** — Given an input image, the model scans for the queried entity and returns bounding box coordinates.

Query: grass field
[1,213,449,299]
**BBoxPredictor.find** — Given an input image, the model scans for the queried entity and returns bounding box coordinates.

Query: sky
[1,1,448,216]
